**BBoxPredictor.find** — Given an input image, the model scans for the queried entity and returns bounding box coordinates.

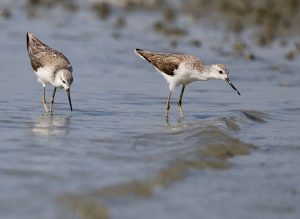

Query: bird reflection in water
[31,114,71,136]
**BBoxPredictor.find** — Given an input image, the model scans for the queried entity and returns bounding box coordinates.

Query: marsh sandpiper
[134,48,240,119]
[27,32,73,113]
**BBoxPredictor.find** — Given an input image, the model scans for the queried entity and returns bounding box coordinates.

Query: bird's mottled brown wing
[27,33,71,72]
[135,49,187,76]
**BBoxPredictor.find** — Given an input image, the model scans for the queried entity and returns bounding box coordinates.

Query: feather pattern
[135,48,204,76]
[27,32,72,73]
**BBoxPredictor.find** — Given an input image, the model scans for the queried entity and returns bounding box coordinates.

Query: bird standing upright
[26,32,73,113]
[134,48,240,119]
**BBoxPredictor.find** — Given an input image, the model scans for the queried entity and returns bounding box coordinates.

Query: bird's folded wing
[136,50,185,76]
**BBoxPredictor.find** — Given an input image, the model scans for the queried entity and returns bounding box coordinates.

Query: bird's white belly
[175,71,197,85]
[158,70,196,91]
[35,66,53,85]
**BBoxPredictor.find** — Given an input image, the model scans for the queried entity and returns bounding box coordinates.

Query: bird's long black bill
[66,89,73,111]
[226,78,241,96]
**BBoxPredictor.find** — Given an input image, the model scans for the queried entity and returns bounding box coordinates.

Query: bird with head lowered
[26,32,73,113]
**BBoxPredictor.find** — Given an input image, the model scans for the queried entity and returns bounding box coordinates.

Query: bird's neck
[53,71,63,88]
[205,65,217,80]
[194,65,214,81]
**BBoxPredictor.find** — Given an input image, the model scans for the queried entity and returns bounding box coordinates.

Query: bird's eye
[219,70,223,74]
[62,80,66,84]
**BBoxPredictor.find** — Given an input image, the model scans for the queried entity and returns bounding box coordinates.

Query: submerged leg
[178,85,185,118]
[50,87,57,113]
[42,85,48,113]
[165,91,172,119]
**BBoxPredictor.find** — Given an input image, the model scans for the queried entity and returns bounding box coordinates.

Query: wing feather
[135,49,186,76]
[26,32,71,72]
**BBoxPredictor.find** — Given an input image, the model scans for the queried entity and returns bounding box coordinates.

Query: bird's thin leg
[50,87,57,114]
[178,85,185,118]
[165,91,172,119]
[42,85,48,113]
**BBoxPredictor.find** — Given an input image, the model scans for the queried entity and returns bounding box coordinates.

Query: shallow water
[0,2,300,219]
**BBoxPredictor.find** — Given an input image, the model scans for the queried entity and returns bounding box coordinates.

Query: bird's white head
[55,68,73,111]
[210,64,241,95]
[57,69,73,90]
[210,64,229,80]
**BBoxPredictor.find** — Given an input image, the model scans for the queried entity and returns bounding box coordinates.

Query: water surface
[0,2,300,219]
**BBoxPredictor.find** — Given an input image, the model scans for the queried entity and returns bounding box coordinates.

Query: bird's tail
[134,48,154,63]
[26,32,47,52]
[134,48,143,56]
[26,32,30,49]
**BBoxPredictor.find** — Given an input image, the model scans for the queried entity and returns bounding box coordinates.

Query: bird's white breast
[35,66,54,86]
[174,65,206,84]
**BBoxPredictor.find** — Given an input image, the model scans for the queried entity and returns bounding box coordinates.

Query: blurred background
[0,1,300,219]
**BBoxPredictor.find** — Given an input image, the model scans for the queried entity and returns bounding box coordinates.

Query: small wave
[239,110,267,123]
[61,110,265,218]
